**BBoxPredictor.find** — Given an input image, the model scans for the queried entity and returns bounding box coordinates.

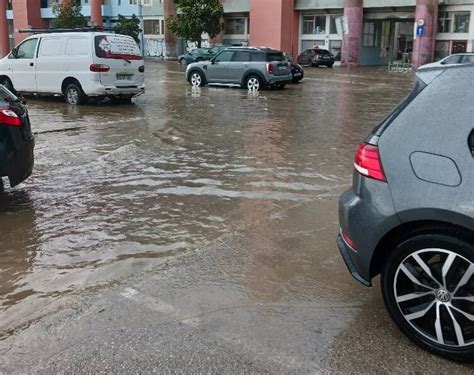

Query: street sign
[416,25,425,37]
[335,16,349,36]
[417,18,425,27]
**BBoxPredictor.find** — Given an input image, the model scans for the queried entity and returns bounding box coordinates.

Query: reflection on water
[0,63,413,334]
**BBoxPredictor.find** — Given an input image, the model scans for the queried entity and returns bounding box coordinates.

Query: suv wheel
[245,75,261,91]
[179,58,188,66]
[65,83,86,105]
[189,71,205,87]
[381,232,474,361]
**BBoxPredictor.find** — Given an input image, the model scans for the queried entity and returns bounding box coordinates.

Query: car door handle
[30,62,34,67]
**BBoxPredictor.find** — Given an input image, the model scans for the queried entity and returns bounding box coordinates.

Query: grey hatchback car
[186,47,292,90]
[338,64,473,361]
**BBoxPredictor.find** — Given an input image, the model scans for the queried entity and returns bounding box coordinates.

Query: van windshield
[95,35,143,61]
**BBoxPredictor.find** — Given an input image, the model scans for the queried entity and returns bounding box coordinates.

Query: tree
[166,0,224,48]
[52,0,87,29]
[113,14,142,44]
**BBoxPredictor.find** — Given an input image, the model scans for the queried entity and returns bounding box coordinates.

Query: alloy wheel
[191,73,202,87]
[67,88,80,105]
[247,77,260,91]
[393,248,473,348]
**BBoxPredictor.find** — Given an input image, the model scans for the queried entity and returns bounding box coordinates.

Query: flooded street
[0,63,472,372]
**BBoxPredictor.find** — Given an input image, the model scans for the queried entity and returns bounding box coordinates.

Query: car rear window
[266,52,285,62]
[373,79,426,136]
[95,35,143,60]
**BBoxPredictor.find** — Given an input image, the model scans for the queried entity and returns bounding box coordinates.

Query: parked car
[0,31,145,105]
[283,53,304,83]
[0,85,34,190]
[186,47,292,91]
[419,53,474,70]
[297,48,335,68]
[178,46,229,66]
[337,64,473,361]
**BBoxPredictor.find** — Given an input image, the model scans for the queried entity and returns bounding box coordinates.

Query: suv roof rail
[18,26,115,34]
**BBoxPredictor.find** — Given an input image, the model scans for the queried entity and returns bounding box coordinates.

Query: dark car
[337,64,473,361]
[297,48,335,68]
[178,46,229,66]
[283,53,304,83]
[0,85,34,190]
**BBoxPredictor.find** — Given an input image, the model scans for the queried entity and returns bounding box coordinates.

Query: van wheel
[381,232,474,361]
[64,83,86,105]
[0,77,15,94]
[245,75,261,91]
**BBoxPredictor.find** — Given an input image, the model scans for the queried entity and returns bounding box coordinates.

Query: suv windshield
[266,52,285,62]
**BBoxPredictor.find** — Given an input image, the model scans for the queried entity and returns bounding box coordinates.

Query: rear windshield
[95,35,143,60]
[266,52,285,62]
[373,79,426,136]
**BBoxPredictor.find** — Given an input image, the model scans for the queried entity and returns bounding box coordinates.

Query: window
[439,12,470,33]
[142,0,151,5]
[215,51,234,62]
[442,55,461,64]
[266,52,284,62]
[232,51,250,62]
[330,15,342,34]
[461,55,474,63]
[15,38,38,59]
[251,53,265,62]
[129,0,137,4]
[39,38,62,57]
[454,12,470,33]
[144,20,163,35]
[363,22,376,47]
[224,18,246,35]
[66,38,89,56]
[302,15,326,35]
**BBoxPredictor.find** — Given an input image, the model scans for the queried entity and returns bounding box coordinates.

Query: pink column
[91,0,103,27]
[163,0,177,58]
[342,0,363,66]
[0,0,9,57]
[12,0,46,45]
[412,0,438,69]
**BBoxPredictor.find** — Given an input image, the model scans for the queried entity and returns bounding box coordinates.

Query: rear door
[94,34,144,88]
[266,51,290,76]
[10,38,39,92]
[206,50,234,83]
[228,51,251,83]
[35,36,65,94]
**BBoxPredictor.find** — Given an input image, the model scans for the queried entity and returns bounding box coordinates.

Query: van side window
[66,38,89,56]
[39,38,63,57]
[16,39,38,59]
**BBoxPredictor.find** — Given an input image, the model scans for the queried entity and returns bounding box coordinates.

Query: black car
[0,86,34,190]
[283,53,304,83]
[297,48,335,68]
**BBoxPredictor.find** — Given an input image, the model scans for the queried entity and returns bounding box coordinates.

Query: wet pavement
[0,62,472,373]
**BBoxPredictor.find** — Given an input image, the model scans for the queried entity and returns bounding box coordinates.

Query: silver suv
[186,47,292,91]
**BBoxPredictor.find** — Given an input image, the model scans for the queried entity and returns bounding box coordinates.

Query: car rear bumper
[0,136,34,187]
[85,83,146,97]
[265,74,292,87]
[338,174,401,286]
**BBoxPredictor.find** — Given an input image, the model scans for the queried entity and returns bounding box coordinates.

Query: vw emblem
[436,289,451,303]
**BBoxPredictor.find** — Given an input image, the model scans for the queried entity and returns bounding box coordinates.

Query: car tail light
[341,229,357,250]
[90,64,110,72]
[354,143,386,182]
[266,63,274,74]
[0,109,22,127]
[138,65,145,73]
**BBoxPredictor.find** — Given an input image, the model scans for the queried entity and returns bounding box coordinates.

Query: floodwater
[2,63,470,372]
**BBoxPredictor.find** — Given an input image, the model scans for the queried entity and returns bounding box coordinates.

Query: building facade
[1,0,473,67]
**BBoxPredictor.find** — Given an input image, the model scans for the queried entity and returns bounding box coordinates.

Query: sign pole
[340,17,352,84]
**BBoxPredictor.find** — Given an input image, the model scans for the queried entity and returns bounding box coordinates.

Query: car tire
[328,63,334,68]
[179,58,188,67]
[0,77,15,94]
[381,230,474,362]
[64,83,87,105]
[245,75,262,91]
[188,70,206,87]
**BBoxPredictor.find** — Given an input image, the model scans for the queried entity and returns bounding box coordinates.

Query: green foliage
[113,14,142,43]
[166,0,224,48]
[52,0,87,29]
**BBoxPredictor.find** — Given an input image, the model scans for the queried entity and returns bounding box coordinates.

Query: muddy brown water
[0,63,414,338]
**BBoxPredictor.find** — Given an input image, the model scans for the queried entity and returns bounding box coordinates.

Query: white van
[0,32,145,105]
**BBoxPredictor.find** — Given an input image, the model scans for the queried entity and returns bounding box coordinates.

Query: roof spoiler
[18,26,115,34]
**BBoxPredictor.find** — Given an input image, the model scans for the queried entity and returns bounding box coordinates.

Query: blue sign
[416,26,425,37]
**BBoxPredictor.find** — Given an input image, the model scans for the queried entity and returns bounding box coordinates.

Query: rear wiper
[112,57,132,64]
